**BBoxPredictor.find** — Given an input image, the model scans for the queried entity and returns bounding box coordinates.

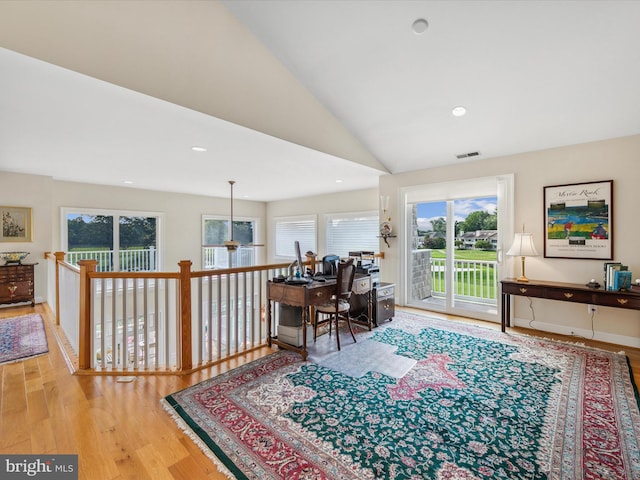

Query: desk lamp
[506,227,539,282]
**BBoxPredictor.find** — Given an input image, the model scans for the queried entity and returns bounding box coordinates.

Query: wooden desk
[267,280,335,360]
[501,278,640,332]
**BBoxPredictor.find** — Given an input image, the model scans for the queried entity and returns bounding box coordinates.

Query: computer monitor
[286,241,310,284]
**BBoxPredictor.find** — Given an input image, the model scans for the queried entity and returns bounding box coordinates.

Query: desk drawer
[308,286,333,305]
[352,276,371,295]
[501,283,545,297]
[597,293,640,309]
[545,288,593,304]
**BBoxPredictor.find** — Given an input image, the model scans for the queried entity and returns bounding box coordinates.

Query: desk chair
[314,258,357,350]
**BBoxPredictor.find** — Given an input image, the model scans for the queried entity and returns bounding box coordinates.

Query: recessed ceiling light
[412,18,429,34]
[191,146,207,152]
[452,106,467,117]
[335,179,343,183]
[123,180,133,185]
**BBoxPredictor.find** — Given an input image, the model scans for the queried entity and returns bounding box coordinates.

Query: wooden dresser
[0,262,37,307]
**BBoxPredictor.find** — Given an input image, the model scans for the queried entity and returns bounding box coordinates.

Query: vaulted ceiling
[1,1,639,201]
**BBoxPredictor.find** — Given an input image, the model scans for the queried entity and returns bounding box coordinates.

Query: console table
[501,278,640,332]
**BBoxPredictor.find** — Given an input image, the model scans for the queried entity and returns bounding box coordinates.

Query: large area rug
[0,313,49,365]
[163,312,640,479]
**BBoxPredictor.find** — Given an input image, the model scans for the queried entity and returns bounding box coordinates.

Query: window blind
[274,215,317,258]
[326,211,379,257]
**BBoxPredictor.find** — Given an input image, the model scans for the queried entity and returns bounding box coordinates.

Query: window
[274,215,317,259]
[202,216,259,269]
[326,211,379,257]
[62,208,162,272]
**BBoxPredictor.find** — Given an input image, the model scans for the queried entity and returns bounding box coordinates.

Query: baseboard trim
[513,316,640,349]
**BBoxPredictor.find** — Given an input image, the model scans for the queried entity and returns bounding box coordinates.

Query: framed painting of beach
[544,180,613,260]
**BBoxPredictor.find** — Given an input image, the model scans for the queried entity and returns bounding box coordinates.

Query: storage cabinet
[0,263,36,307]
[373,282,395,326]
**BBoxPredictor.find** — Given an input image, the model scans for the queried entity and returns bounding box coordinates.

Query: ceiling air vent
[456,151,480,160]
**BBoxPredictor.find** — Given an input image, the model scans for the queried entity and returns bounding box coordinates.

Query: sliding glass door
[403,175,513,322]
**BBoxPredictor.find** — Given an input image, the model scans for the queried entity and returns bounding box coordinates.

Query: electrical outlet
[588,304,598,314]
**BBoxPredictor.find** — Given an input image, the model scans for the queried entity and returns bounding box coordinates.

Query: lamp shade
[506,233,539,257]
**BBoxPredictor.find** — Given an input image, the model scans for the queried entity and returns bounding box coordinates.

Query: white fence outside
[66,247,157,272]
[430,257,498,304]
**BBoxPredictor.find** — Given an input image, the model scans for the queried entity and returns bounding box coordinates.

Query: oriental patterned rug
[0,313,49,365]
[163,312,640,480]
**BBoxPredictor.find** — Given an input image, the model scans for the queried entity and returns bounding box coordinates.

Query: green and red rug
[163,312,640,479]
[0,313,49,365]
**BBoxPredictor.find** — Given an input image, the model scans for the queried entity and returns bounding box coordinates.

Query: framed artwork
[1,206,33,242]
[544,180,612,259]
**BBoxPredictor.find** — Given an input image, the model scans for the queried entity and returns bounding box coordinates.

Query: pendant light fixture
[224,180,240,252]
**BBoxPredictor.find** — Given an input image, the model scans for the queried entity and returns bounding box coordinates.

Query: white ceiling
[1,1,640,202]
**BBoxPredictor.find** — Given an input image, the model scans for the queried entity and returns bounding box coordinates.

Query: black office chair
[314,258,357,350]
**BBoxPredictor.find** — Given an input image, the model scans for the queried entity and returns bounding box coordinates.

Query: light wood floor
[1,304,639,480]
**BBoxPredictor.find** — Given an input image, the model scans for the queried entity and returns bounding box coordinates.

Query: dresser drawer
[376,297,395,323]
[376,285,394,299]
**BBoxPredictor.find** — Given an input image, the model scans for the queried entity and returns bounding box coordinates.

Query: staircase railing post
[53,251,66,325]
[178,260,193,371]
[78,259,97,370]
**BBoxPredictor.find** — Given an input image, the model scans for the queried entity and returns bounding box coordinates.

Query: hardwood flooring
[1,304,639,479]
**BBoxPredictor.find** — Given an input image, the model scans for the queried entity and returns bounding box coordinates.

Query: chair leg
[345,313,357,343]
[334,314,341,350]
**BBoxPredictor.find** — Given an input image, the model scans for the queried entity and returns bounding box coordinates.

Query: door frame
[399,174,514,323]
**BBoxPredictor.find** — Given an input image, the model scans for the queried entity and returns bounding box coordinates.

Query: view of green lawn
[428,248,498,299]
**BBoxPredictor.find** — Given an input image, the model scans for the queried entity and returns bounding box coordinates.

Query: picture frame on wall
[1,206,33,242]
[543,180,613,260]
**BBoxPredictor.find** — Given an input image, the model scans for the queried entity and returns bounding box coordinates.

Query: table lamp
[506,227,539,282]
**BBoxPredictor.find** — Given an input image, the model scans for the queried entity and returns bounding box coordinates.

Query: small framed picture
[543,180,612,259]
[1,206,33,242]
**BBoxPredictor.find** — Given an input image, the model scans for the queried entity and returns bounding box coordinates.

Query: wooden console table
[501,278,640,332]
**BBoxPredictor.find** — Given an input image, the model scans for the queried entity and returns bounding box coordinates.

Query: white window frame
[61,207,164,271]
[201,214,262,269]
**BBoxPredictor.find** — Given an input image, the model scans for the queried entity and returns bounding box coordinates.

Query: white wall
[0,172,52,304]
[380,134,640,346]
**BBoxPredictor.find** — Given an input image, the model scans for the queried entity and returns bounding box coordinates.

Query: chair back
[336,258,356,301]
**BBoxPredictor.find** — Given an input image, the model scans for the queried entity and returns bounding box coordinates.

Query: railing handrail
[50,251,323,375]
